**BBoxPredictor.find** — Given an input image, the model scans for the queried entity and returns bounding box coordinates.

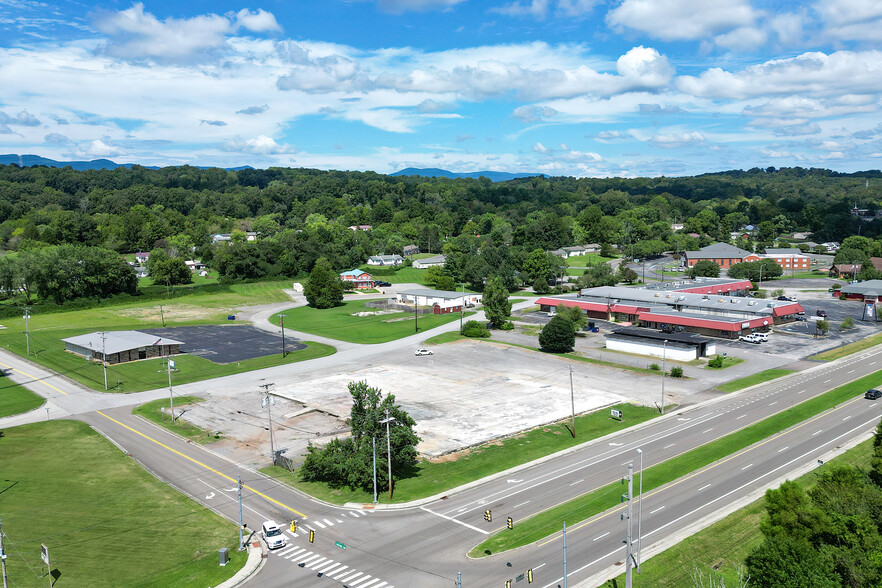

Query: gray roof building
[62,331,183,365]
[684,243,752,259]
[841,280,882,297]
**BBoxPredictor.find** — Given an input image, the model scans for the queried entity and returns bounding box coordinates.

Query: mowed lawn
[565,254,617,267]
[0,280,335,392]
[272,299,473,343]
[358,265,429,284]
[0,420,245,588]
[0,378,44,417]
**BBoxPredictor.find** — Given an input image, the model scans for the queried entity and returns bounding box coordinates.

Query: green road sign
[335,541,347,550]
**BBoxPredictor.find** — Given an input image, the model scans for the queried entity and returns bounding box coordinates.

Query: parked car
[739,334,761,344]
[865,389,882,400]
[415,348,433,356]
[795,316,807,321]
[816,309,828,317]
[262,521,287,549]
[753,333,769,342]
[375,280,392,287]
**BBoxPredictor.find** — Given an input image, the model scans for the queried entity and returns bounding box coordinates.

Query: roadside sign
[611,409,623,420]
[40,543,49,565]
[168,359,175,370]
[335,541,347,550]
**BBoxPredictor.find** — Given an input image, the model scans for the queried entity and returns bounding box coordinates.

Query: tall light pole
[260,383,276,462]
[237,475,245,551]
[460,282,464,332]
[381,410,396,499]
[100,331,108,391]
[636,448,644,573]
[372,436,378,504]
[569,365,576,438]
[562,521,568,588]
[279,314,287,358]
[661,340,667,414]
[166,346,176,422]
[22,306,31,356]
[624,464,635,588]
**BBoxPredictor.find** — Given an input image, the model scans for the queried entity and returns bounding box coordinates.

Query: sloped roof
[62,331,183,355]
[685,243,752,259]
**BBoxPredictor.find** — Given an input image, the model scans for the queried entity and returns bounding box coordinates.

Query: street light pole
[381,410,396,500]
[279,314,287,358]
[372,436,378,504]
[259,383,276,462]
[460,282,464,332]
[22,306,31,356]
[100,331,108,391]
[569,365,576,438]
[661,340,667,414]
[625,464,634,588]
[636,448,643,573]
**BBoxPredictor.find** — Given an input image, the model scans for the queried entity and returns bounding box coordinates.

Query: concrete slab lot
[140,325,305,363]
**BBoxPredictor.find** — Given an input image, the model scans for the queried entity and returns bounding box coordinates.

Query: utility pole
[661,340,667,414]
[414,295,419,333]
[158,305,165,327]
[569,365,576,438]
[636,448,644,573]
[562,521,568,588]
[22,306,31,356]
[100,331,108,391]
[1,516,9,588]
[372,436,378,504]
[624,464,635,588]
[381,410,396,499]
[460,282,464,332]
[237,475,245,551]
[457,571,461,588]
[279,314,287,358]
[166,347,175,423]
[259,383,276,462]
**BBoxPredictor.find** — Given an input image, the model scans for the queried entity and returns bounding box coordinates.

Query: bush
[649,363,660,371]
[840,317,854,331]
[538,315,576,352]
[708,355,724,368]
[669,366,684,378]
[499,320,515,330]
[461,320,490,338]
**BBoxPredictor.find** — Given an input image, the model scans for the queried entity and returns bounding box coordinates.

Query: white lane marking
[359,579,383,588]
[320,562,343,574]
[843,415,851,421]
[736,414,746,420]
[507,479,524,483]
[608,442,623,447]
[698,484,711,491]
[513,501,531,509]
[798,389,806,394]
[205,492,215,500]
[306,557,329,569]
[847,369,855,374]
[420,506,490,535]
[569,479,585,486]
[592,532,610,542]
[813,430,822,435]
[649,506,665,514]
[338,570,362,582]
[663,443,675,449]
[702,428,713,434]
[824,379,832,383]
[350,576,375,587]
[769,401,778,406]
[741,464,752,470]
[871,361,877,365]
[300,554,322,565]
[283,547,306,559]
[277,545,299,556]
[196,478,268,521]
[871,403,878,408]
[778,446,788,453]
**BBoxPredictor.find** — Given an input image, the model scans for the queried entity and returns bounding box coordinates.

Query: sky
[1,0,882,177]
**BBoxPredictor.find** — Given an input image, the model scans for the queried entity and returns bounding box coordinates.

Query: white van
[262,520,287,549]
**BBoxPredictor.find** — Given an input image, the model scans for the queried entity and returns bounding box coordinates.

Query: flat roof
[608,327,713,345]
[580,286,783,315]
[62,331,183,355]
[399,288,477,299]
[841,280,882,295]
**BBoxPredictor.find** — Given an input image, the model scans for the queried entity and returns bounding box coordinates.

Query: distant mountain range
[0,154,253,172]
[0,155,540,180]
[390,167,542,181]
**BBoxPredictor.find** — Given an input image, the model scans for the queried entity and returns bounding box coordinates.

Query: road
[48,343,882,588]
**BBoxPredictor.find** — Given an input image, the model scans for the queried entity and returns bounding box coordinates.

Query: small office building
[62,331,182,365]
[605,327,717,361]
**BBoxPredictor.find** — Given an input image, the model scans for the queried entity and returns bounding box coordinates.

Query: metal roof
[579,286,785,316]
[62,331,183,355]
[841,280,882,295]
[608,326,713,345]
[399,288,476,299]
[684,243,752,259]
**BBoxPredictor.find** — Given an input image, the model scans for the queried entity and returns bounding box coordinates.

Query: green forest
[1,163,880,308]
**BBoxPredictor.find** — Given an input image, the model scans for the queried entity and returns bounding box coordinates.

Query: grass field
[703,356,745,370]
[603,435,875,587]
[263,403,661,505]
[716,368,795,392]
[0,420,245,587]
[358,266,428,284]
[811,332,882,361]
[0,377,44,417]
[565,254,617,267]
[470,370,882,556]
[270,300,473,344]
[134,396,222,443]
[423,331,468,345]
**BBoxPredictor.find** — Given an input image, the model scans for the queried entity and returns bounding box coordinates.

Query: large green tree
[300,381,420,493]
[538,314,576,352]
[147,248,193,285]
[482,275,511,328]
[304,257,344,309]
[686,259,721,278]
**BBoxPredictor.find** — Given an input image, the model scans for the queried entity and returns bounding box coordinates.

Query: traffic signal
[507,517,513,530]
[309,529,315,543]
[290,520,297,534]
[505,581,511,588]
[527,569,533,583]
[484,509,492,522]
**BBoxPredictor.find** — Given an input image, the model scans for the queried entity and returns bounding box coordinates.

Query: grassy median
[0,378,44,417]
[470,370,881,557]
[811,332,882,361]
[263,403,662,505]
[716,368,795,392]
[0,420,245,587]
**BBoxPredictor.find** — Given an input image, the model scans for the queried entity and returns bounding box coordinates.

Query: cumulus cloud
[638,103,684,115]
[200,119,227,126]
[607,0,757,41]
[649,131,706,148]
[676,50,882,100]
[714,26,767,51]
[492,0,551,18]
[222,135,294,155]
[236,104,269,115]
[0,110,40,134]
[277,54,372,93]
[814,0,882,41]
[533,142,550,153]
[416,99,453,113]
[513,105,558,122]
[93,3,281,63]
[596,130,625,141]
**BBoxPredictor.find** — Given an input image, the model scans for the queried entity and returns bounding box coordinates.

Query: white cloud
[512,105,558,122]
[607,0,757,41]
[234,9,281,33]
[0,109,40,133]
[533,141,550,153]
[416,99,453,113]
[492,0,551,19]
[223,135,293,155]
[616,46,674,88]
[236,105,269,115]
[649,131,706,148]
[714,26,767,52]
[676,51,882,100]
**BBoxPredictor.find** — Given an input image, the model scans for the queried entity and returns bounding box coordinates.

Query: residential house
[402,244,420,257]
[184,260,206,271]
[348,225,373,231]
[212,232,258,243]
[339,269,374,289]
[367,255,404,266]
[831,264,862,279]
[134,251,150,264]
[413,255,446,269]
[396,288,482,313]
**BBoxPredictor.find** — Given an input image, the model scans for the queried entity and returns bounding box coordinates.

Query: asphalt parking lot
[141,325,304,363]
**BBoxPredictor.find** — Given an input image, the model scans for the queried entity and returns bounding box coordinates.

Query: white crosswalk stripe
[349,576,374,587]
[270,543,393,587]
[318,561,342,574]
[306,557,328,569]
[340,571,364,583]
[312,520,326,529]
[327,565,349,577]
[323,518,334,526]
[360,579,383,588]
[300,553,322,565]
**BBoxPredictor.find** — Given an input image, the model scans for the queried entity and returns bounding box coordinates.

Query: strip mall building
[536,277,804,339]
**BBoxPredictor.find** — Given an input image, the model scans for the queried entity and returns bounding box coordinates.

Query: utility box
[219,548,230,567]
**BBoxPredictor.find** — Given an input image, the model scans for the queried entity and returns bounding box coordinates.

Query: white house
[367,255,404,266]
[412,255,446,269]
[396,288,482,309]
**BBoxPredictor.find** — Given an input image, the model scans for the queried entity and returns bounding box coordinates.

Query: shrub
[461,320,490,338]
[840,317,854,331]
[670,366,684,378]
[708,355,724,368]
[649,363,660,371]
[538,315,576,352]
[500,320,515,331]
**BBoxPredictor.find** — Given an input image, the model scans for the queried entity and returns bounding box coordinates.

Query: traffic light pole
[562,521,568,588]
[237,475,244,551]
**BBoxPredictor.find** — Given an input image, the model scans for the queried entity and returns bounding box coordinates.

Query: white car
[261,520,287,549]
[739,334,761,344]
[415,348,433,356]
[753,333,769,342]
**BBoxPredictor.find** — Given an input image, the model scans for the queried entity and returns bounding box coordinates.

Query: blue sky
[1,0,881,177]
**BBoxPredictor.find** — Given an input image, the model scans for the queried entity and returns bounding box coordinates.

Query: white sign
[41,543,49,565]
[611,409,623,419]
[168,360,175,370]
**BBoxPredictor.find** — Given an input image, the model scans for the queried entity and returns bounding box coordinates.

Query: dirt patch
[351,310,400,317]
[116,304,222,322]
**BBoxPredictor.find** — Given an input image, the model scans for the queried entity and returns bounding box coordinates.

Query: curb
[214,537,267,588]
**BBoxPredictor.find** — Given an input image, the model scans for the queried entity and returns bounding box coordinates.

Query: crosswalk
[272,510,394,587]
